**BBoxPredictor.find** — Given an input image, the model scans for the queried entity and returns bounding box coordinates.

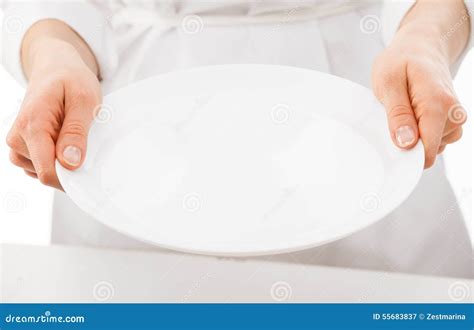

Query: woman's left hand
[371,0,470,168]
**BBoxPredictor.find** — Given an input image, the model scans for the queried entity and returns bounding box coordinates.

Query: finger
[418,109,447,169]
[9,150,35,172]
[24,169,38,179]
[6,130,30,158]
[56,87,100,170]
[437,145,446,154]
[442,127,463,145]
[24,132,61,189]
[374,69,419,149]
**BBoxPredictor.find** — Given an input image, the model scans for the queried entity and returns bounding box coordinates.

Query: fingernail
[395,126,416,147]
[63,145,82,166]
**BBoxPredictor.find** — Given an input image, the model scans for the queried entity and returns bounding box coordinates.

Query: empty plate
[56,64,424,256]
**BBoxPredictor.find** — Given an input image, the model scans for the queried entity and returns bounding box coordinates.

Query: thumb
[56,91,99,170]
[375,71,419,149]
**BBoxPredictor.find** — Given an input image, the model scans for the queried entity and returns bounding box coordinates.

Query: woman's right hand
[6,20,101,190]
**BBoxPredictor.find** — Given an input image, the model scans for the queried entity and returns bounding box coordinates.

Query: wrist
[21,20,99,80]
[395,23,451,64]
[396,0,470,65]
[25,38,93,78]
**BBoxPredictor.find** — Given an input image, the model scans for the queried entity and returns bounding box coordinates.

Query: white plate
[57,65,424,256]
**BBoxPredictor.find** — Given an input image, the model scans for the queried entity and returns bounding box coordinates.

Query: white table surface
[1,244,472,303]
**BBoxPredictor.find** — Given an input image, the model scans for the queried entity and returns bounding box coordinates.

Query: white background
[0,11,53,245]
[0,11,472,246]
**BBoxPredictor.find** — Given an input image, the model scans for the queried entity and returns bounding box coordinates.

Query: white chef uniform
[2,0,473,279]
